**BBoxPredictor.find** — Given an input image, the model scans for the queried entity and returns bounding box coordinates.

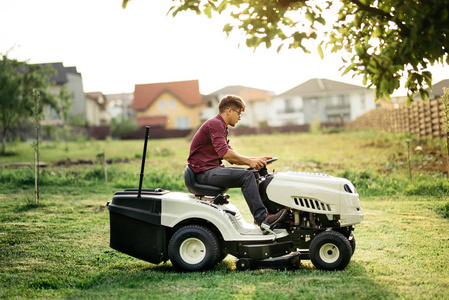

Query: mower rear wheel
[168,225,220,271]
[309,230,352,270]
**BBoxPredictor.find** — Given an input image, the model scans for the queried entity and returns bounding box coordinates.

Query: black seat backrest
[184,166,228,196]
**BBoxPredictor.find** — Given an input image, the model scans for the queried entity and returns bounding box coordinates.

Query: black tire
[168,225,220,271]
[218,247,228,262]
[348,234,356,256]
[309,230,352,271]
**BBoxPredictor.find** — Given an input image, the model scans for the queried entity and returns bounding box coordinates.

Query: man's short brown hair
[218,95,246,113]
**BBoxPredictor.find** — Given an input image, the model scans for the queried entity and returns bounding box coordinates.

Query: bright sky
[1,0,447,96]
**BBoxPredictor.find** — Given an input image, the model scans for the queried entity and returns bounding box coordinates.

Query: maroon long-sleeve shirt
[187,114,233,173]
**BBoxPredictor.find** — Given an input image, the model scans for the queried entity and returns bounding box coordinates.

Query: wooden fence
[349,99,447,140]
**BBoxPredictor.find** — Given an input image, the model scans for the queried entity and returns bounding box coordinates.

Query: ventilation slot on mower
[344,184,353,193]
[293,197,332,212]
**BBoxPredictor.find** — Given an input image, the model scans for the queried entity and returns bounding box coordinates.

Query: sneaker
[260,209,287,228]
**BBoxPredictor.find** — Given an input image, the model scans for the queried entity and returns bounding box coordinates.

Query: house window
[159,100,165,109]
[360,94,366,110]
[303,97,318,106]
[304,96,318,110]
[169,99,176,109]
[285,99,294,112]
[337,95,349,106]
[50,107,59,119]
[327,95,349,110]
[176,117,190,129]
[328,114,349,123]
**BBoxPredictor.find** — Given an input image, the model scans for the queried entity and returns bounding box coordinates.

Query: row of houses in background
[132,78,378,130]
[40,62,449,139]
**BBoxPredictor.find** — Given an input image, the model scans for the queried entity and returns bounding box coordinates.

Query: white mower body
[160,192,289,241]
[267,172,363,226]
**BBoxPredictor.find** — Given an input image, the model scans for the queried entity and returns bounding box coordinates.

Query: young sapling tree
[440,88,449,175]
[31,89,41,205]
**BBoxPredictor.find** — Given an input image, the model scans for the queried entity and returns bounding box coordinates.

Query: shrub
[111,117,139,139]
[338,169,393,197]
[435,202,449,219]
[404,180,449,197]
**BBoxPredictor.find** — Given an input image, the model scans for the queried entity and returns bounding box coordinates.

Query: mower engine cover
[266,171,363,226]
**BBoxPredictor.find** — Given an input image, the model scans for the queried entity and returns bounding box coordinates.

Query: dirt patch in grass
[4,158,134,169]
[386,141,449,175]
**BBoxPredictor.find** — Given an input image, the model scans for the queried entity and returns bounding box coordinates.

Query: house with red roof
[132,80,204,130]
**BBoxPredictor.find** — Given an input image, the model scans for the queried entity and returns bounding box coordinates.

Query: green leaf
[355,44,365,56]
[419,89,429,101]
[342,63,357,76]
[204,5,212,18]
[217,0,228,12]
[316,16,325,25]
[317,41,324,59]
[380,78,390,94]
[277,44,283,53]
[422,71,433,87]
[223,23,233,36]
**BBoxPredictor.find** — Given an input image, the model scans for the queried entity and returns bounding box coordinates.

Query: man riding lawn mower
[107,96,363,271]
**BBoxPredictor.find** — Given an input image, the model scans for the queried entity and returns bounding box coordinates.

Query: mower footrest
[258,252,302,269]
[240,241,292,260]
[236,252,302,270]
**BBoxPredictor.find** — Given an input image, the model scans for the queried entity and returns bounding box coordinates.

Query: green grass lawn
[1,130,449,299]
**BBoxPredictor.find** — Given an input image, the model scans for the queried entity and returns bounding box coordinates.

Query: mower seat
[184,166,229,196]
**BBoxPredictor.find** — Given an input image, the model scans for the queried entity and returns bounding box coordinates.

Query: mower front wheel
[309,230,352,271]
[168,225,220,271]
[348,233,356,256]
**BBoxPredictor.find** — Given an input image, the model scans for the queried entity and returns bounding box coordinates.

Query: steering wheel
[266,157,278,165]
[247,157,278,176]
[257,157,278,177]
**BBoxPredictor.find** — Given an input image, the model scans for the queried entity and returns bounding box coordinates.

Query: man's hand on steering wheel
[248,157,267,170]
[248,156,276,170]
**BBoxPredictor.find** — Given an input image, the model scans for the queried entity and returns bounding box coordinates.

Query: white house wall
[99,109,112,125]
[238,100,269,128]
[349,92,376,120]
[268,90,375,126]
[86,98,100,126]
[66,73,86,121]
[268,96,304,126]
[253,100,269,127]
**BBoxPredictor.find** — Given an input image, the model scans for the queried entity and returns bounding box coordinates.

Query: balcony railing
[276,108,303,115]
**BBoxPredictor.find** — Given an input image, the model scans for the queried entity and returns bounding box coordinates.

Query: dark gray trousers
[195,167,267,225]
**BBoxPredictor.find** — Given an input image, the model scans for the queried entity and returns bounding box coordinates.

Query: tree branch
[349,0,409,35]
[276,0,307,7]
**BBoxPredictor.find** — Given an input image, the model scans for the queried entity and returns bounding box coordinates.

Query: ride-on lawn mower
[107,127,364,271]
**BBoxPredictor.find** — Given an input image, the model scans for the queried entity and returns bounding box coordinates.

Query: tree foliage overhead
[123,0,449,102]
